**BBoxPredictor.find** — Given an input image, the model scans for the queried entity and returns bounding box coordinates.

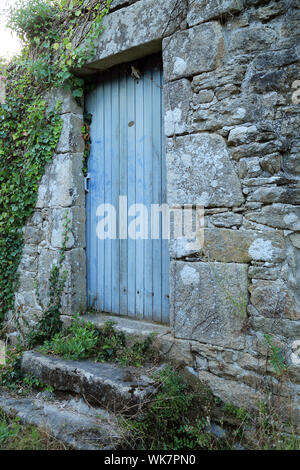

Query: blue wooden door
[86,58,169,323]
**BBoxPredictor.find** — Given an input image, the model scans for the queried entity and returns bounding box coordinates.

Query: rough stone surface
[245,204,300,231]
[166,133,244,207]
[55,114,84,154]
[211,212,243,228]
[228,25,278,54]
[21,351,156,415]
[44,88,83,115]
[171,261,248,348]
[187,0,244,27]
[0,394,125,450]
[290,233,300,249]
[164,78,192,136]
[197,370,264,412]
[83,0,184,72]
[36,153,85,209]
[163,22,224,82]
[250,280,298,320]
[84,313,169,339]
[202,228,285,263]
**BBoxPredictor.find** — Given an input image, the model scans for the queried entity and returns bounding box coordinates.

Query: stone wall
[5,89,86,342]
[163,0,300,425]
[6,0,300,426]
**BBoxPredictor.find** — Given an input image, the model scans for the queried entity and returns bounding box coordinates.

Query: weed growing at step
[0,344,48,394]
[40,317,102,360]
[40,316,155,367]
[249,400,300,450]
[124,366,219,450]
[0,410,66,450]
[222,402,250,422]
[220,399,300,450]
[122,366,300,450]
[117,335,155,368]
[1,344,299,450]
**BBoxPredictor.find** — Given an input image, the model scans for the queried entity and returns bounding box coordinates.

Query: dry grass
[0,411,67,450]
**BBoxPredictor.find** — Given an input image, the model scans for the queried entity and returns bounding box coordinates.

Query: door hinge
[84,173,91,193]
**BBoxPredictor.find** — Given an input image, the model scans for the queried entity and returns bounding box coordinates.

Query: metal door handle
[84,173,91,193]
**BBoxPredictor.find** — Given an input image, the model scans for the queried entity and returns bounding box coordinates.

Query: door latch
[84,173,91,193]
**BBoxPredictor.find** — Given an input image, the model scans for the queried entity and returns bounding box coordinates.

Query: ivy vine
[0,0,112,328]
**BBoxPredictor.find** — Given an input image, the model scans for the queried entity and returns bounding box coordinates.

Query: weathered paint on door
[86,58,169,323]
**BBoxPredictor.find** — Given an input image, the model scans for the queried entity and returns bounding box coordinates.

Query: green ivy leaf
[72,88,83,98]
[0,0,112,326]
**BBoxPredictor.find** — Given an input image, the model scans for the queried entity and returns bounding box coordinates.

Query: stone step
[0,392,127,450]
[21,350,157,415]
[81,313,194,367]
[82,313,170,341]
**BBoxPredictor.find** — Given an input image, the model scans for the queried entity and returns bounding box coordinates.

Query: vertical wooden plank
[97,79,106,312]
[143,65,153,320]
[86,78,105,311]
[135,76,144,319]
[161,66,170,323]
[119,72,128,315]
[127,74,136,317]
[152,66,163,322]
[111,69,120,315]
[87,80,105,311]
[85,87,96,308]
[103,73,113,313]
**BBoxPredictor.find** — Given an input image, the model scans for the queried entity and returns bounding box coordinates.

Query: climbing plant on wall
[0,0,112,327]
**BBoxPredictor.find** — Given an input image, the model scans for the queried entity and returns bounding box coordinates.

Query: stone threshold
[82,313,171,339]
[81,314,194,368]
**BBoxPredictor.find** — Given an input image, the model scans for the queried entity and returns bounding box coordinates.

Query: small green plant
[264,334,287,376]
[0,57,8,75]
[171,419,213,450]
[222,402,249,422]
[81,116,92,176]
[0,345,23,391]
[95,320,126,362]
[271,432,300,451]
[41,317,101,360]
[117,334,156,367]
[0,414,21,445]
[0,410,66,450]
[40,315,155,366]
[0,344,45,393]
[125,366,213,450]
